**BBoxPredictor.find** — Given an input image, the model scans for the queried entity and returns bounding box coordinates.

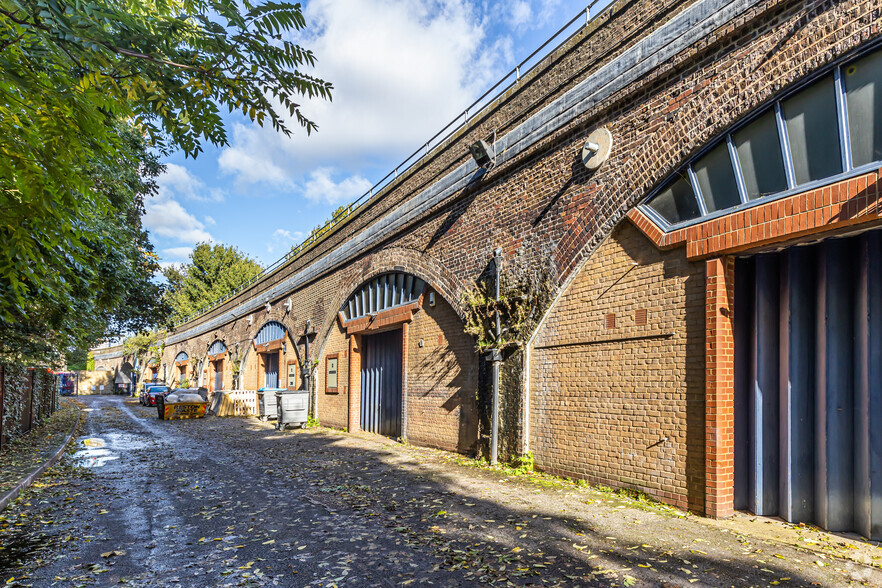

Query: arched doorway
[174,352,189,386]
[207,340,227,392]
[254,321,292,390]
[342,273,425,437]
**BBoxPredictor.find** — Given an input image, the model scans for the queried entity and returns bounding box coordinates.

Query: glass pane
[693,142,741,212]
[783,76,842,185]
[734,110,788,199]
[845,49,882,167]
[327,358,338,389]
[646,175,700,224]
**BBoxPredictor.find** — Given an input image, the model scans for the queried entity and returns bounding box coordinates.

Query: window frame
[640,39,882,231]
[286,360,298,390]
[325,354,339,394]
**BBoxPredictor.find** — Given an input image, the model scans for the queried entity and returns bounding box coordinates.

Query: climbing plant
[463,264,554,351]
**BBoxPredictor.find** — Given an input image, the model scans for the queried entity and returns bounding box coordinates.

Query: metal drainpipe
[490,248,502,465]
[302,319,311,392]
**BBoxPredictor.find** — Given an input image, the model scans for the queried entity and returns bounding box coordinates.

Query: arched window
[642,45,882,228]
[174,352,189,363]
[342,273,425,321]
[208,340,227,355]
[255,321,286,345]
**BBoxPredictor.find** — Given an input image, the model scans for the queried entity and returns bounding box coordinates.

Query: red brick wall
[130,0,882,513]
[705,257,735,518]
[629,169,882,259]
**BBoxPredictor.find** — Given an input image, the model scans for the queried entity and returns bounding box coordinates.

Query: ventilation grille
[604,313,616,329]
[343,273,425,321]
[635,308,648,326]
[208,340,227,355]
[255,321,286,345]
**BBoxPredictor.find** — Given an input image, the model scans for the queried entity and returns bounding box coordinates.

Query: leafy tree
[66,347,89,371]
[122,329,166,371]
[1,124,170,365]
[0,0,331,363]
[164,243,263,323]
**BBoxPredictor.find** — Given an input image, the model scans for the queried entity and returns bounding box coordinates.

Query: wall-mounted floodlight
[581,127,613,171]
[469,139,495,169]
[265,300,272,313]
[247,315,253,327]
[284,298,292,313]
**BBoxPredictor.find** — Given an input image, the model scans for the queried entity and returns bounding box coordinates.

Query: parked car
[140,382,166,406]
[145,385,171,407]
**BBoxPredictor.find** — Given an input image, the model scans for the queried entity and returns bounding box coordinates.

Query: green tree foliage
[0,0,331,364]
[164,243,263,323]
[66,347,89,371]
[122,329,165,370]
[1,124,170,365]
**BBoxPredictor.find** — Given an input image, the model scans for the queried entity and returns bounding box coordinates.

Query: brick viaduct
[94,0,882,538]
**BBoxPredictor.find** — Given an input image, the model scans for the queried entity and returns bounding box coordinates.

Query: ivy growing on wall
[463,264,554,351]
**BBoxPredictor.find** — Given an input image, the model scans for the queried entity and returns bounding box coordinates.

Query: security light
[265,300,272,313]
[285,298,292,313]
[469,139,495,169]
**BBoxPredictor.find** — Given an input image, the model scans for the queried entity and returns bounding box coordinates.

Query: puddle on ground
[72,432,155,468]
[73,438,118,468]
[101,432,150,452]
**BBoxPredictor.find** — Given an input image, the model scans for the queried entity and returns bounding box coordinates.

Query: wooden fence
[208,390,258,417]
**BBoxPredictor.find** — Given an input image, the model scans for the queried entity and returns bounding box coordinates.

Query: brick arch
[336,246,469,322]
[312,246,471,368]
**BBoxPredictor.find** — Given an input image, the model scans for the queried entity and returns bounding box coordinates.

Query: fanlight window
[342,273,425,321]
[208,340,227,355]
[255,321,286,345]
[643,45,882,227]
[174,352,189,363]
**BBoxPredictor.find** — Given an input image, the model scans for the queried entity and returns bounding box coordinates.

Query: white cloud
[144,197,213,244]
[507,1,532,29]
[204,215,216,226]
[217,0,510,189]
[143,167,215,248]
[266,228,305,254]
[162,246,194,261]
[158,163,225,202]
[217,125,291,188]
[302,168,373,205]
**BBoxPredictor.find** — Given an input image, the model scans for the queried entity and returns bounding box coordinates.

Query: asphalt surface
[0,395,879,587]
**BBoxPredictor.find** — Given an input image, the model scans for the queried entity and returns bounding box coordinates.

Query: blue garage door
[361,330,402,437]
[264,353,279,389]
[735,230,882,539]
[214,360,223,391]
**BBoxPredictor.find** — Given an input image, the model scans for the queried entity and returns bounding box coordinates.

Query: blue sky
[145,0,612,268]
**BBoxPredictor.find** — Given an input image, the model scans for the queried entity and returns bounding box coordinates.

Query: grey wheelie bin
[257,387,281,421]
[275,389,309,430]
